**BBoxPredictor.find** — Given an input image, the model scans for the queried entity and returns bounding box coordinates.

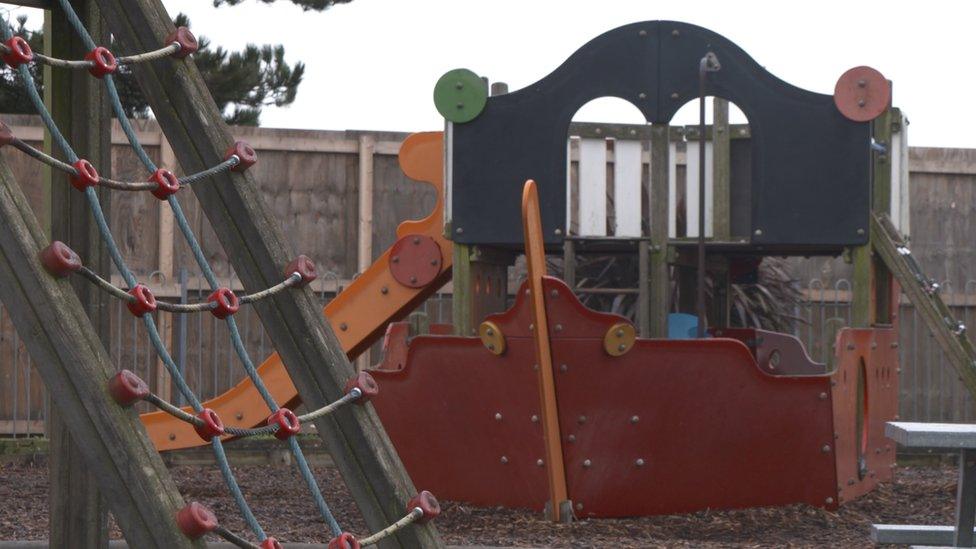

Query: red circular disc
[388,234,442,289]
[833,66,890,122]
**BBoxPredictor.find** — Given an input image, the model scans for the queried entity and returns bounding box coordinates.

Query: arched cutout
[567,97,647,239]
[668,96,752,240]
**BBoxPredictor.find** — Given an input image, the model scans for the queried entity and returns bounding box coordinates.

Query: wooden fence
[1,114,975,434]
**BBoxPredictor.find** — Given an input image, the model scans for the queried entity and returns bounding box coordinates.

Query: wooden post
[92,2,443,545]
[357,134,375,369]
[451,244,473,335]
[0,141,198,549]
[852,107,893,327]
[647,124,670,337]
[157,133,176,401]
[712,98,731,241]
[46,1,111,545]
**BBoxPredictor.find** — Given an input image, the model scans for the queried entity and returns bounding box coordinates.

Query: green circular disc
[433,68,488,124]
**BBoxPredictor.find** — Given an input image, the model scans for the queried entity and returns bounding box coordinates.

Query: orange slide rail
[143,131,450,451]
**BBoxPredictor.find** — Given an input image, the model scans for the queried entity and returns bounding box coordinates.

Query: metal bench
[872,422,976,547]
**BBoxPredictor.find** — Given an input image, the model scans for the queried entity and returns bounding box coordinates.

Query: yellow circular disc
[479,320,506,355]
[604,322,636,357]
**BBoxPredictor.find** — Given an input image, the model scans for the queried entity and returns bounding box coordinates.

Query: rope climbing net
[0,3,439,548]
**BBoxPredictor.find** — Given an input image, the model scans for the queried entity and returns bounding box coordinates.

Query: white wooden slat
[891,121,911,236]
[613,140,643,237]
[578,138,608,237]
[685,140,714,238]
[668,142,678,238]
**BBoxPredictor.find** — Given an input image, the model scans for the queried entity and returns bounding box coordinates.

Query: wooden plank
[648,124,670,337]
[712,98,731,240]
[612,139,642,237]
[0,136,197,549]
[90,2,443,546]
[46,1,112,545]
[157,133,176,401]
[521,180,570,522]
[577,138,607,237]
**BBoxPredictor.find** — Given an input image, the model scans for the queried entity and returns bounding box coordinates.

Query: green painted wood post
[648,124,670,337]
[852,107,893,327]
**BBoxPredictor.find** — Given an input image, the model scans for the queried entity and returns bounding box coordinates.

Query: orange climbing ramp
[143,131,451,451]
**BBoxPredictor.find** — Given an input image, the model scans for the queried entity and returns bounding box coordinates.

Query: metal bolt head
[380,286,389,294]
[618,344,626,351]
[639,29,648,36]
[560,364,568,372]
[494,412,502,421]
[555,324,563,332]
[550,289,559,298]
[409,275,417,283]
[536,459,544,467]
[583,459,592,468]
[391,256,400,263]
[754,229,763,236]
[486,328,495,336]
[578,415,587,424]
[857,228,865,235]
[412,236,421,244]
[487,343,495,351]
[671,29,680,36]
[531,414,539,423]
[819,392,828,400]
[554,228,563,236]
[630,415,639,424]
[575,502,583,510]
[236,412,244,420]
[670,92,679,99]
[500,456,508,464]
[456,227,463,234]
[635,458,645,467]
[825,497,834,505]
[430,259,439,266]
[638,92,647,99]
[615,329,625,338]
[568,434,577,443]
[169,433,176,441]
[339,322,348,331]
[822,444,832,453]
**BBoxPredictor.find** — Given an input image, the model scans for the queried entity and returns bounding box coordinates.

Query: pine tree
[0,13,307,126]
[213,0,352,10]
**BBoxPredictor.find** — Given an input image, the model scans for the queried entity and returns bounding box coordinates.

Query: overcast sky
[3,1,974,147]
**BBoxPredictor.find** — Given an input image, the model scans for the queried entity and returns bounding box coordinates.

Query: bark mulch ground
[0,459,959,548]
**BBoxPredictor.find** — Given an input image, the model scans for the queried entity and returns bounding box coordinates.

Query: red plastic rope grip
[407,490,441,523]
[70,159,100,191]
[328,533,361,549]
[194,408,225,441]
[285,255,317,287]
[149,168,180,200]
[207,287,240,319]
[108,369,150,407]
[176,502,218,539]
[225,141,257,173]
[85,46,117,78]
[2,36,33,68]
[127,284,157,317]
[345,371,379,403]
[259,538,283,549]
[39,241,81,277]
[166,27,199,59]
[267,408,301,440]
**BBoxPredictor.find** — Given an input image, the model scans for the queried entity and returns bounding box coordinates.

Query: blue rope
[44,2,344,538]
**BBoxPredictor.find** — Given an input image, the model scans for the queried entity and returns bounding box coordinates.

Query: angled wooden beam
[90,1,443,546]
[0,150,197,548]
